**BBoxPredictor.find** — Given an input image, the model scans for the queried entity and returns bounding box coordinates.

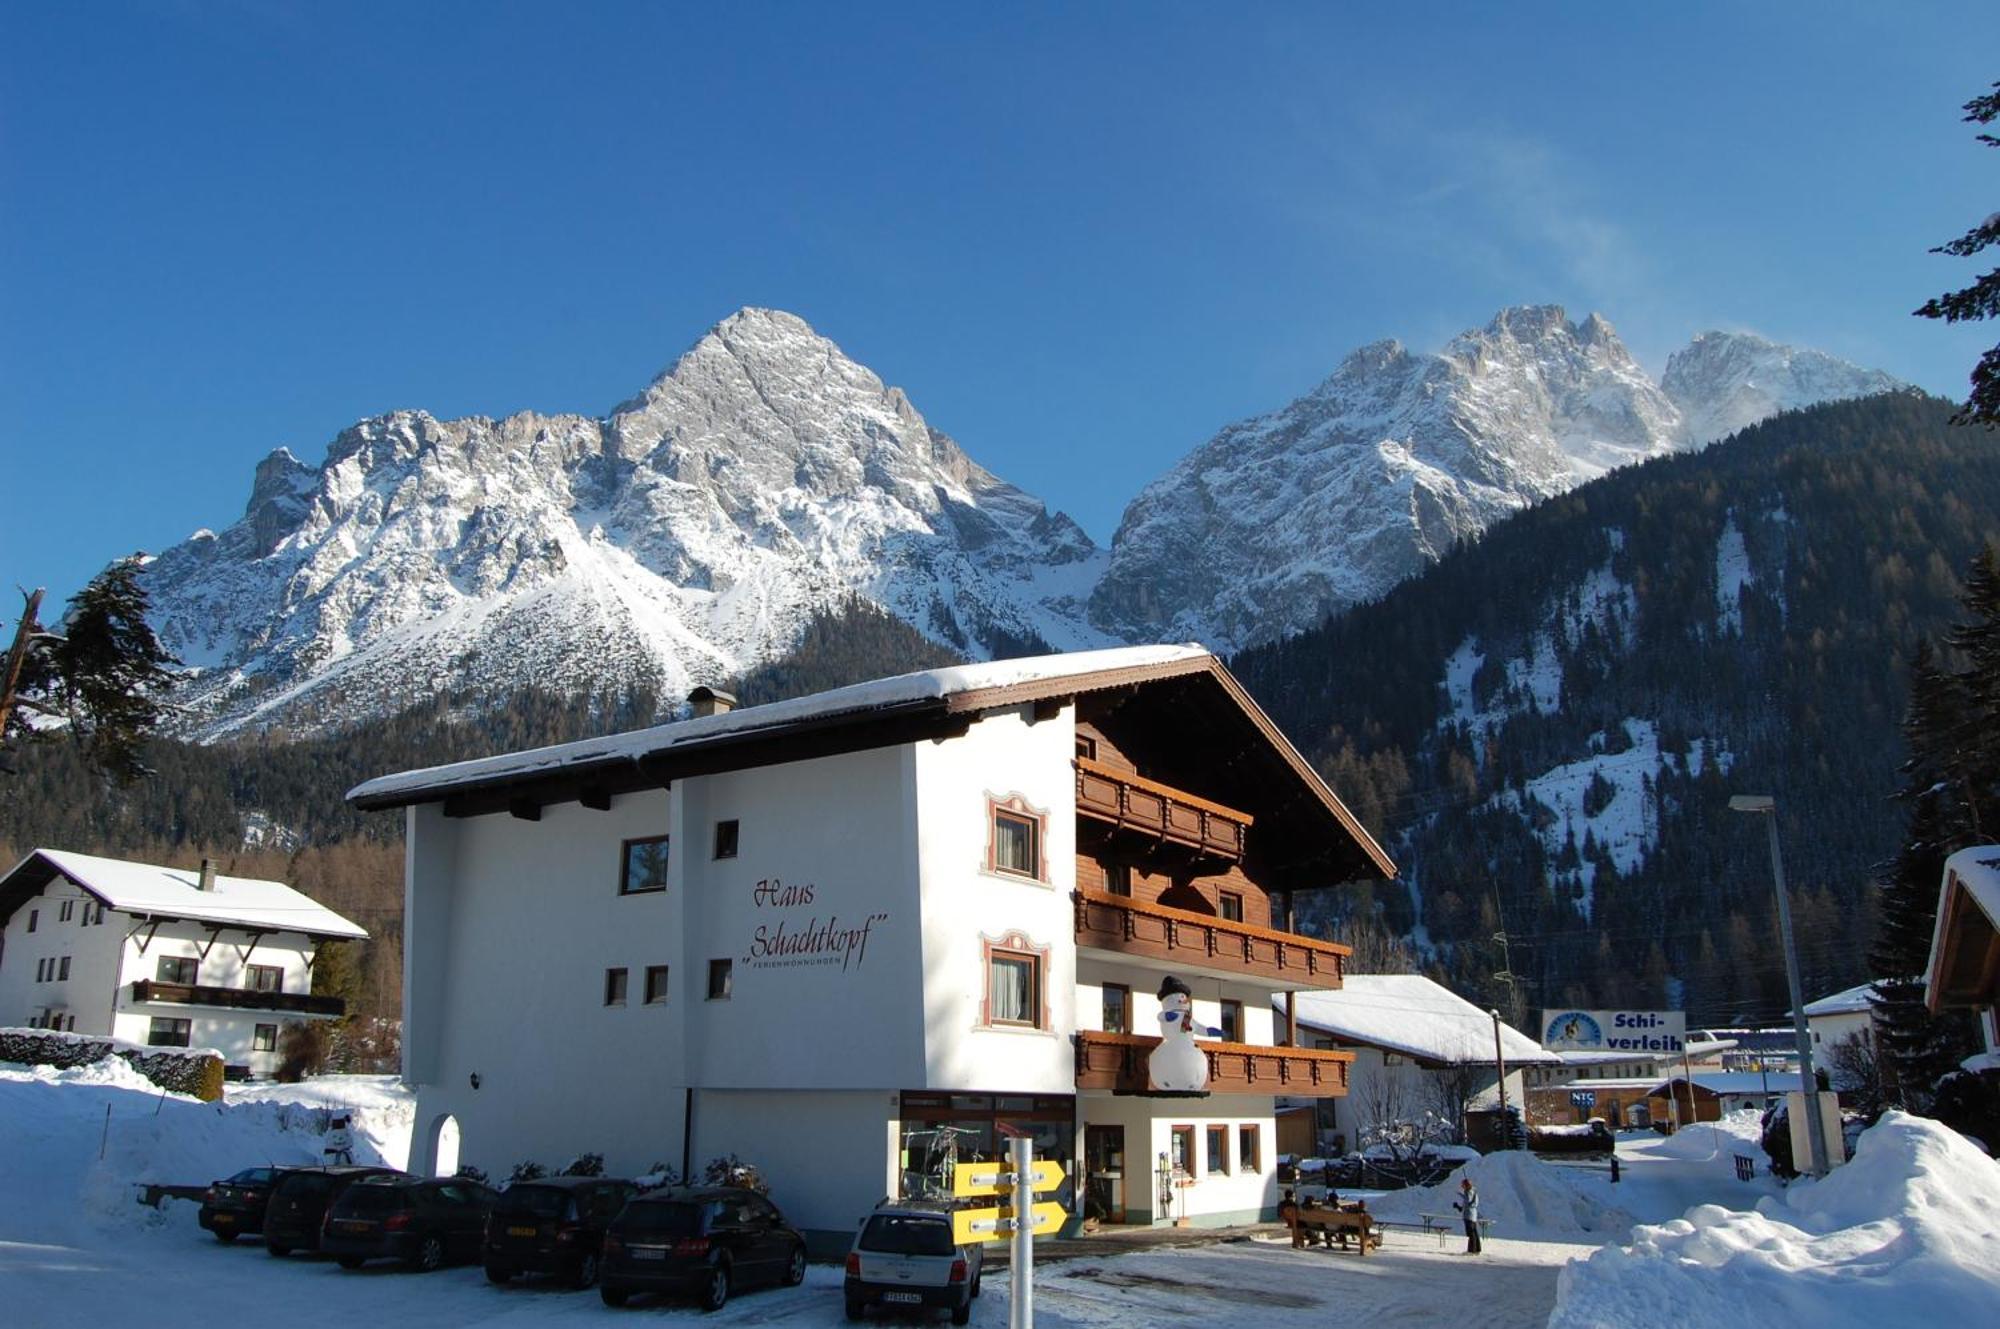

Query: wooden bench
[1287,1206,1381,1255]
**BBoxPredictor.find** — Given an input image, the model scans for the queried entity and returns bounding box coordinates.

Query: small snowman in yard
[1148,975,1221,1094]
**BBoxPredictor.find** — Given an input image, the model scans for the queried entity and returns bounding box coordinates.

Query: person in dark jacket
[1453,1177,1482,1254]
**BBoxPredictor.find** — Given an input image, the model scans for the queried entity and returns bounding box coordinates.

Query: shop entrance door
[1084,1125,1126,1224]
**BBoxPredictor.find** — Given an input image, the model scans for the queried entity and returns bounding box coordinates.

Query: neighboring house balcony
[1074,1030,1353,1098]
[128,980,345,1018]
[1074,757,1250,867]
[1073,887,1349,990]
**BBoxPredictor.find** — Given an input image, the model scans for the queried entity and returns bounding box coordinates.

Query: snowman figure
[1148,975,1221,1094]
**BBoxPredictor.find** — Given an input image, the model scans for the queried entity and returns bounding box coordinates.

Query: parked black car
[199,1166,296,1243]
[599,1186,807,1311]
[263,1166,402,1257]
[484,1175,639,1288]
[321,1174,499,1271]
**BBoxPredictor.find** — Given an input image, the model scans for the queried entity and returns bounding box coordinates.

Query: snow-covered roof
[1,849,367,940]
[1927,845,2000,994]
[350,644,1208,807]
[1279,975,1559,1065]
[1803,981,1882,1018]
[1557,1049,1669,1067]
[1560,1072,1785,1097]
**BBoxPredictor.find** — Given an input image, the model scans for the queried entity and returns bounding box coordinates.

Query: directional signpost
[950,1140,1065,1329]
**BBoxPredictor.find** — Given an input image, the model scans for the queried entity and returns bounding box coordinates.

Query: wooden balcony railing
[1074,758,1251,864]
[1075,1030,1353,1098]
[129,980,345,1018]
[1073,888,1349,988]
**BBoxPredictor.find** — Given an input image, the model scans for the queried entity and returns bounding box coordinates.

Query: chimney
[198,859,217,892]
[688,686,737,719]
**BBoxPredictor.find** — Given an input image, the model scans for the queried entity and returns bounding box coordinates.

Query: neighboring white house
[1802,981,1883,1055]
[1273,974,1557,1153]
[347,646,1397,1247]
[0,849,367,1077]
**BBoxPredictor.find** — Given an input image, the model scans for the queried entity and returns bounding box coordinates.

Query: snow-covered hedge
[0,1027,224,1101]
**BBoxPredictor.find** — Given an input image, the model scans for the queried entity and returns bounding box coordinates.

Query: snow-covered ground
[3,1063,1993,1329]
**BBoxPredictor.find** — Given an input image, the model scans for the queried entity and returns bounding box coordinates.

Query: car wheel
[784,1243,807,1287]
[266,1242,292,1258]
[337,1255,365,1270]
[214,1230,238,1245]
[971,1268,982,1299]
[699,1258,731,1312]
[484,1262,513,1284]
[411,1234,446,1272]
[600,1285,630,1308]
[572,1251,600,1290]
[952,1300,972,1327]
[844,1294,866,1322]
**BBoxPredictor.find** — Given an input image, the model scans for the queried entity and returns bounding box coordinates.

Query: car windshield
[497,1185,572,1218]
[338,1184,411,1214]
[861,1214,955,1256]
[621,1201,701,1237]
[227,1167,273,1184]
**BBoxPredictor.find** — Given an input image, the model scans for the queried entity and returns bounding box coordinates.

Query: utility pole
[1490,1008,1512,1146]
[1009,1136,1033,1329]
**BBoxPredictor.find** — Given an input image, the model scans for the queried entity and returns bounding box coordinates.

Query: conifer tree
[1868,788,1974,1109]
[1914,80,2000,426]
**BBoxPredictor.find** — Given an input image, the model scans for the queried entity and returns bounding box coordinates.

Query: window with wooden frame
[1218,998,1243,1044]
[1205,1124,1229,1175]
[980,930,1049,1029]
[147,1017,191,1048]
[706,958,733,1001]
[1101,982,1131,1035]
[247,964,283,993]
[157,956,196,985]
[253,1024,278,1052]
[1075,735,1097,761]
[604,967,628,1006]
[985,794,1048,882]
[1104,862,1132,897]
[1218,890,1245,923]
[1169,1124,1195,1177]
[620,835,671,895]
[644,965,670,1005]
[713,819,739,860]
[1238,1124,1262,1173]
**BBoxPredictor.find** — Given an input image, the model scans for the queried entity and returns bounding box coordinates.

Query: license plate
[211,1214,234,1224]
[340,1221,371,1232]
[630,1248,665,1261]
[507,1226,537,1237]
[884,1292,923,1304]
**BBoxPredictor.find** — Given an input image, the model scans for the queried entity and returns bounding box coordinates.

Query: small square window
[253,1024,278,1052]
[57,956,70,981]
[621,836,670,895]
[1075,736,1097,760]
[706,959,733,1001]
[158,956,197,985]
[247,964,283,993]
[147,1017,191,1048]
[992,810,1039,878]
[1205,1124,1229,1175]
[1219,891,1244,923]
[713,820,739,860]
[644,965,670,1005]
[604,967,629,1006]
[1239,1125,1262,1173]
[1104,863,1132,897]
[1218,999,1242,1043]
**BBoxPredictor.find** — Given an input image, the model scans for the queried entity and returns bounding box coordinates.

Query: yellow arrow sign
[950,1201,1067,1244]
[950,1159,1067,1197]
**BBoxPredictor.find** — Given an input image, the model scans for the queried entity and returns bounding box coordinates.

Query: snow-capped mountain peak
[1662,329,1910,446]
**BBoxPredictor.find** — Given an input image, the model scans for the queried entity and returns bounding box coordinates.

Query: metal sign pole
[1010,1136,1033,1329]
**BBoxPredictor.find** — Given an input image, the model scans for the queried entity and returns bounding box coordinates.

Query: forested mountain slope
[1232,393,1997,1025]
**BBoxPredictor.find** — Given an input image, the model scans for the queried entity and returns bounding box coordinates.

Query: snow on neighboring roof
[1558,1049,1668,1066]
[348,643,1210,807]
[1279,974,1559,1065]
[15,849,366,940]
[1928,845,2000,992]
[1803,981,1882,1018]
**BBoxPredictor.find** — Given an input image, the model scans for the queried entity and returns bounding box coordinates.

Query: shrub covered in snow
[0,1027,224,1101]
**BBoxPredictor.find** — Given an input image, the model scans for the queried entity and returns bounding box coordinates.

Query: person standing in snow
[324,1114,355,1165]
[1453,1177,1482,1254]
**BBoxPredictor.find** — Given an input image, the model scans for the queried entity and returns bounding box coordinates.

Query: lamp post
[1728,794,1830,1177]
[1490,1008,1511,1148]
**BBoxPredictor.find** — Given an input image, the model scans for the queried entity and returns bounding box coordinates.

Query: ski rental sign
[1540,1009,1686,1054]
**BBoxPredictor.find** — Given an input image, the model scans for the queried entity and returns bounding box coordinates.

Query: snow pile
[0,1062,414,1248]
[1550,1112,2000,1329]
[1648,1110,1764,1162]
[1368,1148,1636,1238]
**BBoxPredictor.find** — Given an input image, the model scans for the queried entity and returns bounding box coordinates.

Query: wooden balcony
[1073,888,1349,989]
[1074,757,1251,865]
[129,980,345,1018]
[1075,1030,1353,1098]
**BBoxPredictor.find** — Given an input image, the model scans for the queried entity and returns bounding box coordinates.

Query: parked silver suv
[843,1201,983,1324]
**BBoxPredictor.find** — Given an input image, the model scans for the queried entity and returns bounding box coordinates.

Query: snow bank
[1367,1148,1636,1238]
[0,1064,414,1248]
[1647,1109,1764,1161]
[1551,1112,2000,1329]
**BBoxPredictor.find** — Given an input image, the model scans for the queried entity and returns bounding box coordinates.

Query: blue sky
[3,3,1996,610]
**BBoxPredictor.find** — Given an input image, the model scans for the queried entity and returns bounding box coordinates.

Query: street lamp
[1728,793,1830,1177]
[1490,1008,1512,1148]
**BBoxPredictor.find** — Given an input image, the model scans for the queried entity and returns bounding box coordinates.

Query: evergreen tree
[1914,80,2000,427]
[1869,788,1975,1109]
